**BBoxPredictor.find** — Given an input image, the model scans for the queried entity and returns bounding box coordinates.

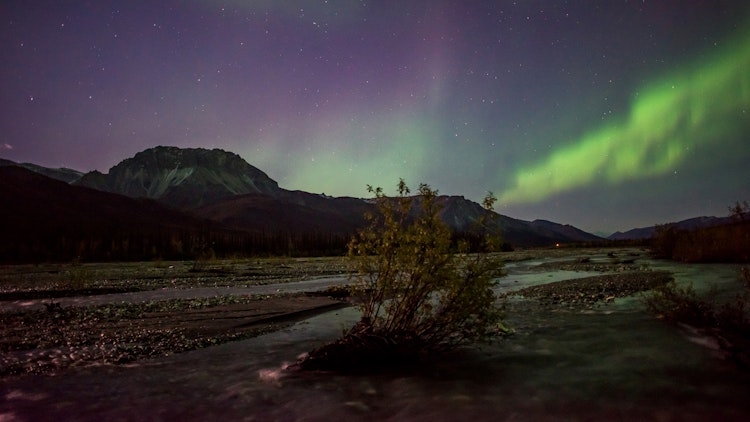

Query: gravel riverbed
[1,249,666,379]
[504,271,673,308]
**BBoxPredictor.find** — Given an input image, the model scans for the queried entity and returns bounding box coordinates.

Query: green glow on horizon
[289,118,435,196]
[499,25,750,205]
[247,111,440,197]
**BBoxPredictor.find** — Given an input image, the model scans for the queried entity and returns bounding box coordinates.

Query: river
[2,252,748,421]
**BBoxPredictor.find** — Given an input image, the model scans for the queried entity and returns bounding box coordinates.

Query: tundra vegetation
[298,180,505,372]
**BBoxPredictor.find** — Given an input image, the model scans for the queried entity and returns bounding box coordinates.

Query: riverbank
[0,256,354,378]
[4,249,750,421]
[0,248,657,379]
[0,294,347,378]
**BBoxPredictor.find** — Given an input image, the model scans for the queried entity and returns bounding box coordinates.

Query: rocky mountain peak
[76,146,281,208]
[116,146,263,176]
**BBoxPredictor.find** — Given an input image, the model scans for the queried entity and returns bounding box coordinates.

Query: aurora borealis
[501,25,750,204]
[2,1,749,234]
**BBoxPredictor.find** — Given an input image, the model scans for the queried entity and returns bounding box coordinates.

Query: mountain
[0,158,83,183]
[608,226,656,241]
[0,165,243,263]
[196,191,602,247]
[194,191,371,236]
[436,196,602,245]
[5,146,604,254]
[74,146,281,209]
[608,216,733,240]
[527,219,604,244]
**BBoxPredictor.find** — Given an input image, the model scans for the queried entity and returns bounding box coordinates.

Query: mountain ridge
[3,146,605,249]
[0,158,83,183]
[608,216,733,240]
[0,165,244,262]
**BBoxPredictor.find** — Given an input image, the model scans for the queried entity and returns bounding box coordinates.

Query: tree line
[0,225,354,264]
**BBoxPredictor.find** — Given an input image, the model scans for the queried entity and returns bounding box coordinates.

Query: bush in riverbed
[644,267,750,336]
[644,280,718,327]
[298,180,505,372]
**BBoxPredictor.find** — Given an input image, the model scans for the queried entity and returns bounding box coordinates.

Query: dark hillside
[651,219,750,263]
[195,191,370,236]
[610,216,732,241]
[0,166,250,262]
[0,158,83,183]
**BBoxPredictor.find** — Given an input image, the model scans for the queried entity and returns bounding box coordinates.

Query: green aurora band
[499,26,750,205]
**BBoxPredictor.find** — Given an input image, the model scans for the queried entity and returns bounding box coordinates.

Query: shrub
[644,267,750,337]
[643,280,718,327]
[298,180,505,372]
[61,258,92,291]
[729,200,749,222]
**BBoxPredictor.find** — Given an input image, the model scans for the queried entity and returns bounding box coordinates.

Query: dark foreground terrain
[4,248,750,421]
[0,294,346,377]
[0,257,351,377]
[0,249,674,378]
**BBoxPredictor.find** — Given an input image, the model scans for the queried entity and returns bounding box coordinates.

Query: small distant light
[555,243,560,248]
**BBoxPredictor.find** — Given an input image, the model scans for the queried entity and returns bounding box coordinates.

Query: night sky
[2,1,749,235]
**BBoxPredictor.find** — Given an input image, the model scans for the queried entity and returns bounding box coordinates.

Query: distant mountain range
[5,145,738,259]
[607,216,734,241]
[1,145,616,261]
[0,164,233,262]
[0,158,83,183]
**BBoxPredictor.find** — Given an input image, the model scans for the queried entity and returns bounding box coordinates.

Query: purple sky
[2,1,749,234]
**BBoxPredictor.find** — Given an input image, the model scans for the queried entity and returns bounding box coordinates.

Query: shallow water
[2,257,749,421]
[495,270,603,292]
